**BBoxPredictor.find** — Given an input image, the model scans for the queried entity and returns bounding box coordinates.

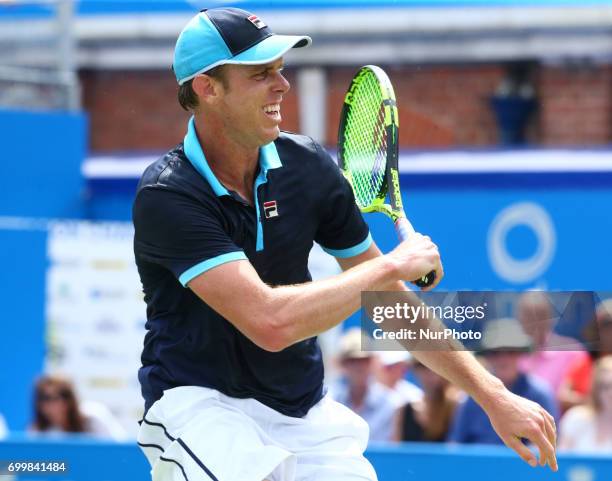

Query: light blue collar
[183,116,282,197]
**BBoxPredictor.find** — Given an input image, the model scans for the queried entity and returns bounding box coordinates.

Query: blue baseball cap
[173,8,312,85]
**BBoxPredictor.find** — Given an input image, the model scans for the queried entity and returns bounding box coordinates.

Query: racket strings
[343,71,388,208]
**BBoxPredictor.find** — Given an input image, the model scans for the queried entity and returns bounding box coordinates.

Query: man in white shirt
[376,351,423,408]
[330,329,397,442]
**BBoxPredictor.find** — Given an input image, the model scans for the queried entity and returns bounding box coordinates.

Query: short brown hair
[177,65,229,111]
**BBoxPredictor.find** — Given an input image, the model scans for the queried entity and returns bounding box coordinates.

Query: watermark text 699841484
[0,461,68,476]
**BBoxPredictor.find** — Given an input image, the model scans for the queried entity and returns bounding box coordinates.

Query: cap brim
[226,34,311,66]
[177,34,311,84]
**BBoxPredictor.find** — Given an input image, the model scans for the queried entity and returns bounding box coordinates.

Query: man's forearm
[188,237,440,353]
[385,281,506,409]
[268,254,401,347]
[268,236,440,349]
[332,251,557,471]
[413,349,505,408]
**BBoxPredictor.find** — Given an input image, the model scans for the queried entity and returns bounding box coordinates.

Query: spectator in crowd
[449,318,558,444]
[517,292,588,396]
[393,360,460,442]
[376,351,422,408]
[30,374,127,440]
[559,355,612,453]
[559,299,612,411]
[329,329,397,442]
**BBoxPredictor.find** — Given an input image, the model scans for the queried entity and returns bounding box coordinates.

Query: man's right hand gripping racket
[337,65,436,288]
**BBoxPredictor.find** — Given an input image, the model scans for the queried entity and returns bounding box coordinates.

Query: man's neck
[194,115,260,203]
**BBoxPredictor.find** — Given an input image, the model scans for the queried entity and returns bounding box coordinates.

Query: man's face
[517,297,553,346]
[596,304,612,353]
[598,322,612,353]
[596,368,612,411]
[341,357,373,390]
[484,351,522,387]
[213,59,290,148]
[380,362,408,386]
[414,363,446,393]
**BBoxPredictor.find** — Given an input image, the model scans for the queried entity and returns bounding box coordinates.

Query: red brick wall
[325,65,505,147]
[80,69,300,152]
[81,70,187,152]
[537,64,612,145]
[80,63,612,152]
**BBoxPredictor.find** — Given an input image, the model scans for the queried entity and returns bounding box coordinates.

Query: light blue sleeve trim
[179,251,247,287]
[321,232,373,259]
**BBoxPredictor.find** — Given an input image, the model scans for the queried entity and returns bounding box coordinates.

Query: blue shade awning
[83,148,612,195]
[2,0,611,19]
[73,0,612,15]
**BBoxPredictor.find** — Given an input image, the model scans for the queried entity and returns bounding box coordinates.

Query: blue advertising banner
[0,437,610,481]
[82,149,612,291]
[0,109,87,430]
[367,188,612,291]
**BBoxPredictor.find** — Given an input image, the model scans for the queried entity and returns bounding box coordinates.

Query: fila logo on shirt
[263,201,279,219]
[247,15,266,29]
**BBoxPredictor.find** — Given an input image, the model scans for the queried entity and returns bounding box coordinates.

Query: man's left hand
[485,389,558,471]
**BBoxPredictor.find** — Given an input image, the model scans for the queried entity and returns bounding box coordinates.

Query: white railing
[0,0,79,111]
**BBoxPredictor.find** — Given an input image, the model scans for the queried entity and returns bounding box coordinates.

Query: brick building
[82,65,612,153]
[3,2,612,151]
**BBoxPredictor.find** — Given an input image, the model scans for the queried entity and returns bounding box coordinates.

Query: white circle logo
[487,202,556,283]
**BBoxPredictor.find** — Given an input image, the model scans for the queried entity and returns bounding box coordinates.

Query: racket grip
[394,217,415,242]
[394,218,437,288]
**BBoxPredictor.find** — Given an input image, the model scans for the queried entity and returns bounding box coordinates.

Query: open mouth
[263,103,281,121]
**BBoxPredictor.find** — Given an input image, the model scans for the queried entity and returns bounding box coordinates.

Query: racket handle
[394,218,437,288]
[394,217,415,242]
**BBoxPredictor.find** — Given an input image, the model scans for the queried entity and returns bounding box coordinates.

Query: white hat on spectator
[338,328,373,360]
[378,350,413,366]
[480,317,533,352]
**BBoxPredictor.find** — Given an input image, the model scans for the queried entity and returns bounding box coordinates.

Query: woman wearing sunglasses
[30,375,126,440]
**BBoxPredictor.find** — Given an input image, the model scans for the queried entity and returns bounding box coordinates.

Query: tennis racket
[338,65,436,288]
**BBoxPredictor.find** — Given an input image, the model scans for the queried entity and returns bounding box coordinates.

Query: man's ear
[192,74,222,103]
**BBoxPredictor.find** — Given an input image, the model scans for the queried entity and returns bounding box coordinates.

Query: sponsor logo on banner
[47,220,145,436]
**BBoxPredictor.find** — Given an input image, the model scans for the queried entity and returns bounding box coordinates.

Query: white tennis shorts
[137,386,377,481]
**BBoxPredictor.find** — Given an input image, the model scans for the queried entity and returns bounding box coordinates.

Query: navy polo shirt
[133,117,372,417]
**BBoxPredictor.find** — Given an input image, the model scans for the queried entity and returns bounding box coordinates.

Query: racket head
[337,65,401,219]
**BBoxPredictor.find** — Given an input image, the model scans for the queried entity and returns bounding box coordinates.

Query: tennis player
[134,8,557,481]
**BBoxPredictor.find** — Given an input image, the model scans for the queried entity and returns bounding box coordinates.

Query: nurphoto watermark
[360,291,612,352]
